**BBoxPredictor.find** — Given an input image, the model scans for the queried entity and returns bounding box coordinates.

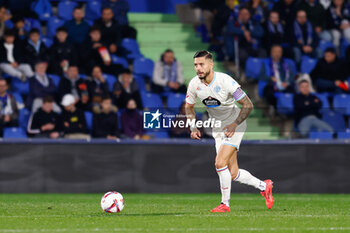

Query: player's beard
[198,70,210,80]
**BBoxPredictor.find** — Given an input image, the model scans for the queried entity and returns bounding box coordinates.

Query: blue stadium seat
[32,0,52,21]
[318,40,335,53]
[48,74,61,87]
[116,109,124,130]
[284,58,298,74]
[133,57,154,79]
[42,37,53,48]
[337,131,350,139]
[276,93,294,115]
[133,75,146,92]
[309,131,333,140]
[24,18,42,35]
[140,92,163,109]
[19,108,31,131]
[300,56,317,74]
[3,127,27,138]
[11,78,29,95]
[340,38,350,58]
[258,80,267,98]
[103,74,117,92]
[314,93,330,110]
[84,111,93,131]
[46,16,65,38]
[58,0,77,21]
[322,110,346,132]
[111,55,129,69]
[245,57,262,80]
[85,0,101,21]
[121,39,142,60]
[167,93,186,110]
[333,94,350,115]
[11,92,24,104]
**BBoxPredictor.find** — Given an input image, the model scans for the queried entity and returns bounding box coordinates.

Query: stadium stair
[129,13,280,140]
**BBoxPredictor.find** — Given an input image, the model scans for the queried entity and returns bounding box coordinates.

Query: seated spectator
[121,98,143,139]
[49,27,78,75]
[310,47,349,93]
[61,94,90,139]
[92,96,119,139]
[151,49,186,94]
[224,7,265,66]
[64,7,90,45]
[263,11,286,50]
[81,26,124,75]
[211,0,238,39]
[291,10,320,64]
[0,29,34,81]
[26,61,60,113]
[294,80,333,137]
[28,96,61,138]
[94,7,122,54]
[260,45,296,108]
[87,66,110,113]
[23,29,49,69]
[57,66,89,110]
[12,17,26,40]
[169,102,191,138]
[0,6,10,38]
[113,69,142,109]
[298,0,328,41]
[324,0,350,50]
[0,78,18,137]
[245,0,268,23]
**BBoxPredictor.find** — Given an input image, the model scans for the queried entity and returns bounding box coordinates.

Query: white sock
[216,166,231,207]
[233,169,266,191]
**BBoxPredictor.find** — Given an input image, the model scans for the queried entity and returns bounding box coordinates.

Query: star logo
[150,109,162,122]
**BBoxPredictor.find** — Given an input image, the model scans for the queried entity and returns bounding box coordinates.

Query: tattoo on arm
[185,104,196,121]
[234,95,253,125]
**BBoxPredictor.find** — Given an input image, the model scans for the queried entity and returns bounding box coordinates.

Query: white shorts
[212,120,246,154]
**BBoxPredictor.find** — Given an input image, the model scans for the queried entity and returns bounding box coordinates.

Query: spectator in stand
[0,29,34,81]
[298,0,328,41]
[28,96,61,138]
[263,11,286,50]
[121,98,143,139]
[310,47,349,93]
[245,0,269,23]
[291,10,320,64]
[152,49,186,94]
[273,0,299,33]
[23,29,49,69]
[81,26,124,75]
[293,80,333,137]
[0,78,18,137]
[92,96,119,139]
[113,69,142,109]
[211,0,237,39]
[260,45,296,108]
[64,7,90,45]
[87,66,110,113]
[324,0,350,50]
[61,93,90,139]
[94,7,122,53]
[49,27,78,75]
[169,102,191,138]
[57,66,89,110]
[26,61,59,113]
[225,7,265,66]
[0,6,10,39]
[12,17,26,40]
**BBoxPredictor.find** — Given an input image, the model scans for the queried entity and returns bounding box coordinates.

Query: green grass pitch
[1,193,349,232]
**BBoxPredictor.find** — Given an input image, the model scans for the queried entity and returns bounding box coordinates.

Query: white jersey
[186,72,246,130]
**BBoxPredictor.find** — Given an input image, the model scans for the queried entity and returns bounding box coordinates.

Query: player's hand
[190,130,201,140]
[223,123,238,138]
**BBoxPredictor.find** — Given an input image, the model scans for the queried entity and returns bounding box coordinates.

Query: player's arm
[185,103,201,140]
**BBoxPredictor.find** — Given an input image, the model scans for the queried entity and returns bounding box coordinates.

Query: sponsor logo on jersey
[202,96,221,108]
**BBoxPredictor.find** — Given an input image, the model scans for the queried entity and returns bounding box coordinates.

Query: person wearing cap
[310,47,349,93]
[0,29,34,82]
[61,93,90,139]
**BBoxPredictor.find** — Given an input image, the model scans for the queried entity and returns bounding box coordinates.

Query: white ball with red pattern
[101,191,125,213]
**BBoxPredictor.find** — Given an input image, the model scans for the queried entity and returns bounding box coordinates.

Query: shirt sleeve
[185,79,197,105]
[225,75,246,101]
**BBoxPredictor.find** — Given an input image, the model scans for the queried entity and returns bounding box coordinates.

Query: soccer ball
[101,191,125,213]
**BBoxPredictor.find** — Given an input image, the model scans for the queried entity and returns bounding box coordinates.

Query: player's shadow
[92,212,188,217]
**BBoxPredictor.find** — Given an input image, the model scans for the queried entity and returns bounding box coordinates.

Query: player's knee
[215,159,227,169]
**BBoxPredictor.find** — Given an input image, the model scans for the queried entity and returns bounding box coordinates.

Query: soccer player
[185,51,274,212]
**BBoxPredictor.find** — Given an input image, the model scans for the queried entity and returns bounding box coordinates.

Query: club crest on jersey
[202,96,221,108]
[214,86,221,93]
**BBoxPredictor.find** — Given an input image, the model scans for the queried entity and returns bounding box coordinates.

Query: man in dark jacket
[61,93,90,139]
[298,0,326,36]
[310,47,349,93]
[28,95,61,138]
[63,7,90,45]
[0,29,34,81]
[293,80,333,137]
[23,29,49,69]
[49,27,78,75]
[263,11,286,50]
[273,0,299,32]
[87,66,110,112]
[92,96,119,138]
[0,78,18,137]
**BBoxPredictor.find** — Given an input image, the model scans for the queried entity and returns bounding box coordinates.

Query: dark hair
[29,28,40,35]
[193,50,213,60]
[324,47,336,54]
[4,29,16,37]
[121,68,132,75]
[73,6,83,11]
[102,7,113,12]
[239,6,250,12]
[102,95,111,101]
[89,25,101,33]
[43,96,54,103]
[56,26,67,33]
[12,16,24,24]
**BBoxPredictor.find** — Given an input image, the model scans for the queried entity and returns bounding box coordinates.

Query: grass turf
[0,193,349,232]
